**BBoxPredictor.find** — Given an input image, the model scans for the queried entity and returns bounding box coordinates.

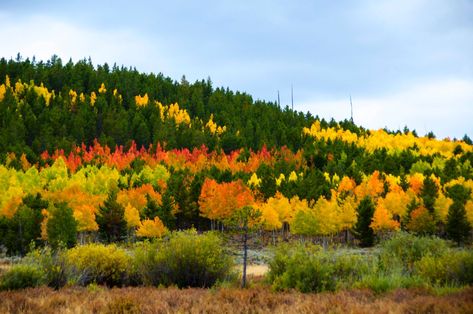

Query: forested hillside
[1,56,472,256]
[0,55,316,158]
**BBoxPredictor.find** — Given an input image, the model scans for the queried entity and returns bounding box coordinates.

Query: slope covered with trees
[0,56,472,255]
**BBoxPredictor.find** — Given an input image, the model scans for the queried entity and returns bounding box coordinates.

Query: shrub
[0,264,45,290]
[267,243,375,293]
[354,272,425,294]
[133,230,233,288]
[331,251,377,289]
[66,243,132,286]
[24,246,69,289]
[378,232,449,272]
[270,246,335,293]
[414,249,473,286]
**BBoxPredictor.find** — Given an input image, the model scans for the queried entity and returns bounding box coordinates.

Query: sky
[0,0,472,139]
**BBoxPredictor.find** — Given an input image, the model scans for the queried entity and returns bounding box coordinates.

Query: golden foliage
[255,201,282,230]
[124,203,141,229]
[288,171,298,182]
[136,217,167,238]
[98,83,107,94]
[303,120,472,157]
[247,173,262,188]
[0,83,6,102]
[135,93,149,107]
[434,192,454,223]
[90,91,97,106]
[73,204,99,232]
[205,114,226,135]
[370,199,400,232]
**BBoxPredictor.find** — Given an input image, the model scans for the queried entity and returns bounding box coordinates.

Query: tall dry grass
[0,286,472,314]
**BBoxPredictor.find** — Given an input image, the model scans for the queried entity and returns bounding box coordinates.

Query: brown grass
[0,286,472,314]
[0,259,12,276]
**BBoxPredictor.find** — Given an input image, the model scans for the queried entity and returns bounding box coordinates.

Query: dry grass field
[1,286,472,314]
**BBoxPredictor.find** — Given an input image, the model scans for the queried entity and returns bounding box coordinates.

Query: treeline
[2,56,472,179]
[0,55,318,160]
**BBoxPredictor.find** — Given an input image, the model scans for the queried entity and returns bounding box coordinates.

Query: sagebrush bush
[66,243,133,287]
[353,272,425,294]
[133,230,234,288]
[414,249,473,286]
[378,232,449,272]
[24,246,69,289]
[331,252,377,289]
[271,247,335,293]
[267,243,375,293]
[0,264,45,290]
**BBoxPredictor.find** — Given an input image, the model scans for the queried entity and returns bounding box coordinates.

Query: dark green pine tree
[47,202,77,249]
[256,164,277,200]
[402,197,420,230]
[353,196,375,247]
[446,184,471,245]
[96,190,127,243]
[420,176,438,214]
[143,193,175,229]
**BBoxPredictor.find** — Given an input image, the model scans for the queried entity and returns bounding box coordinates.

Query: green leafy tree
[353,196,375,247]
[47,202,77,249]
[96,190,127,243]
[446,184,471,245]
[420,176,438,214]
[143,193,175,229]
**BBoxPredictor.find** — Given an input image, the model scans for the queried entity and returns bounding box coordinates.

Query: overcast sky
[1,0,472,139]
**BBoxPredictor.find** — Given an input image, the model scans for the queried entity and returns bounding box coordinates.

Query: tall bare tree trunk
[241,225,248,288]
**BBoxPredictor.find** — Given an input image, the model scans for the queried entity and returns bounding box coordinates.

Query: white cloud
[0,7,471,140]
[0,13,159,72]
[300,78,473,139]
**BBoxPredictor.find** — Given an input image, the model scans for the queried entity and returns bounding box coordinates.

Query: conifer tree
[47,202,77,249]
[96,190,127,243]
[446,184,471,245]
[420,176,438,214]
[353,196,375,247]
[143,193,175,229]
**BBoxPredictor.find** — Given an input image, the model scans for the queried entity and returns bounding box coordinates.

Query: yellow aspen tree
[124,203,141,229]
[434,192,454,223]
[370,199,400,232]
[136,217,168,238]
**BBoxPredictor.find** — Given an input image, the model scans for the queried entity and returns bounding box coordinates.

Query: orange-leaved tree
[198,179,254,224]
[198,178,257,288]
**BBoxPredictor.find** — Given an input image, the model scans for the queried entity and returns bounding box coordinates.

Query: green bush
[414,249,473,286]
[24,246,69,289]
[133,230,233,288]
[267,244,375,293]
[378,232,449,272]
[353,272,425,294]
[66,243,133,287]
[271,246,335,293]
[331,252,377,289]
[0,264,45,290]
